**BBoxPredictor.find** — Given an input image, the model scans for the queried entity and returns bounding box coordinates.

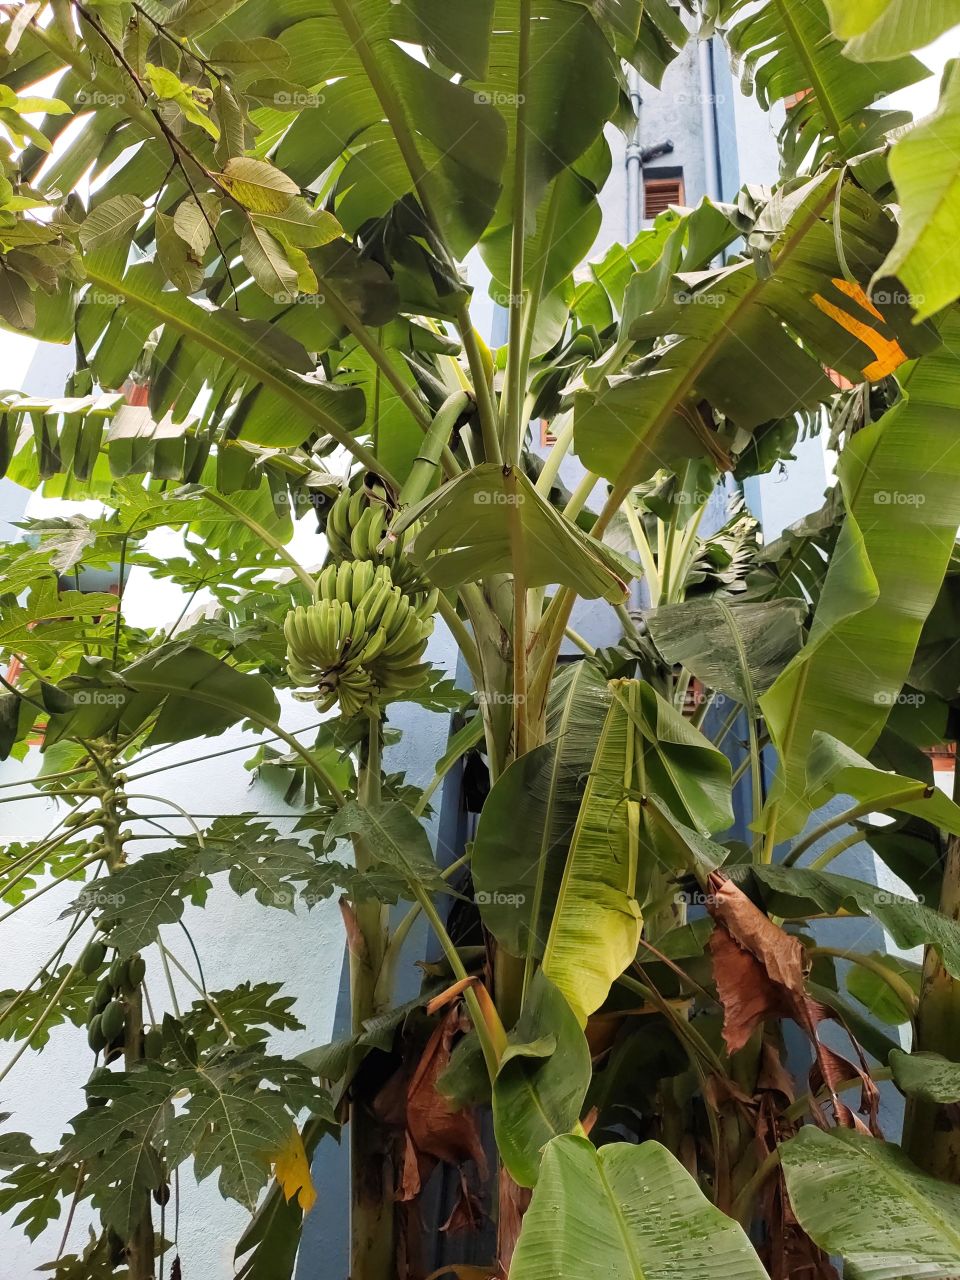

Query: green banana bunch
[325,480,423,592]
[285,561,438,716]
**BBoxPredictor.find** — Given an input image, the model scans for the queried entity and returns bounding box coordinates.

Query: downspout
[625,67,643,241]
[698,36,723,202]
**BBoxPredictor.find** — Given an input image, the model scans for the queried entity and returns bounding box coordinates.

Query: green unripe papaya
[92,978,112,1013]
[144,1027,163,1060]
[87,1014,106,1053]
[108,957,125,988]
[123,956,146,991]
[100,1000,126,1042]
[80,941,106,976]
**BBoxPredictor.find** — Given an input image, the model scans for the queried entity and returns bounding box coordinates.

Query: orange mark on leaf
[812,277,907,380]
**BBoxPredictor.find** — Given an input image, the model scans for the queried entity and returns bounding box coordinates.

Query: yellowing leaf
[811,279,907,379]
[220,157,298,214]
[145,64,219,140]
[271,1126,316,1214]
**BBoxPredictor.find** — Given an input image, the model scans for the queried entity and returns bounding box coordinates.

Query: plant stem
[414,887,504,1076]
[349,713,395,1280]
[730,1148,781,1224]
[562,471,598,521]
[807,828,863,870]
[457,302,502,464]
[534,413,573,495]
[435,594,481,687]
[97,751,156,1280]
[399,392,469,504]
[782,786,926,867]
[811,946,919,1017]
[374,852,472,1006]
[506,468,530,756]
[563,626,595,657]
[501,0,532,468]
[125,721,325,782]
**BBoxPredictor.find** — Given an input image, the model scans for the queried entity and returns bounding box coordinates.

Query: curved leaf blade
[510,1134,769,1279]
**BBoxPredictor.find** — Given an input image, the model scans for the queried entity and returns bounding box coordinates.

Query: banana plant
[2,1,960,1278]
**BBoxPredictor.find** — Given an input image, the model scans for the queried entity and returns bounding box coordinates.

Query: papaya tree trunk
[96,750,156,1280]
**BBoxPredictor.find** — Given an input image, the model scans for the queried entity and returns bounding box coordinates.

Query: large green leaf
[781,1126,960,1280]
[206,0,506,256]
[824,0,960,61]
[43,644,281,748]
[473,662,611,956]
[761,309,960,841]
[574,173,928,486]
[542,680,645,1025]
[393,464,636,602]
[890,1048,960,1103]
[510,1135,769,1279]
[324,800,449,900]
[646,595,806,705]
[480,0,619,234]
[65,1047,328,1218]
[806,732,960,831]
[480,135,610,317]
[492,972,591,1187]
[718,0,927,165]
[621,680,735,837]
[880,60,960,322]
[80,258,368,456]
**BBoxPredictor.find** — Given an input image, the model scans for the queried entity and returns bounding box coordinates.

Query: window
[540,420,557,448]
[643,169,685,219]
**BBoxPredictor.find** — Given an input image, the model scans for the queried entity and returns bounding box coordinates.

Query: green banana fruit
[323,477,426,593]
[285,560,435,715]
